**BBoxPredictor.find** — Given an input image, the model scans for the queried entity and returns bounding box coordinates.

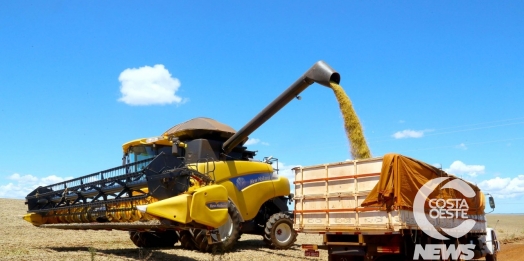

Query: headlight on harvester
[145,136,165,143]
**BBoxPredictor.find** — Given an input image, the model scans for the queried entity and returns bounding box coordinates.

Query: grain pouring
[330,82,371,159]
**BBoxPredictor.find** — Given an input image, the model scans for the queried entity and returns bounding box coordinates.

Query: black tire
[129,230,178,248]
[178,230,197,250]
[193,230,209,253]
[486,253,497,261]
[264,212,297,249]
[192,200,242,253]
[237,232,243,242]
[263,235,273,247]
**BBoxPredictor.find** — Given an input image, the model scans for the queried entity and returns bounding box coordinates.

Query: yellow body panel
[23,213,44,226]
[122,136,172,153]
[189,160,291,221]
[272,176,291,197]
[131,187,149,196]
[237,180,275,218]
[190,185,229,228]
[144,194,193,224]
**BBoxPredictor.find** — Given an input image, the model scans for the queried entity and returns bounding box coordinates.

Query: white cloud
[244,138,260,146]
[41,175,70,185]
[273,162,300,181]
[392,129,429,139]
[244,138,269,146]
[456,143,468,150]
[0,173,73,199]
[478,175,524,198]
[118,64,184,106]
[445,161,485,177]
[8,173,38,183]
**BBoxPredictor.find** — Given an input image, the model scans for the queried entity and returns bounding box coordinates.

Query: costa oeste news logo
[413,177,477,260]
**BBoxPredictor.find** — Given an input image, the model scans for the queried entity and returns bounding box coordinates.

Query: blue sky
[1,2,522,213]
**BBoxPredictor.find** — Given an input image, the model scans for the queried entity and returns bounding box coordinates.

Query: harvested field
[2,198,523,260]
[0,198,325,261]
[486,214,524,261]
[486,214,524,242]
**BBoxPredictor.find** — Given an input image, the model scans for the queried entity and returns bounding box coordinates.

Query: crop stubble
[1,198,324,261]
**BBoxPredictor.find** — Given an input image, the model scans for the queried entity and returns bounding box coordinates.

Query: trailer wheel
[193,200,242,252]
[129,230,178,248]
[264,212,297,249]
[486,253,497,261]
[178,230,197,250]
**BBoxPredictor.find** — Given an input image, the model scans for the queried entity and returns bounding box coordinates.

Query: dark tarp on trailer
[361,153,485,215]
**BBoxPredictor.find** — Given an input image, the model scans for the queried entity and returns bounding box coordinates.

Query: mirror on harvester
[489,195,495,209]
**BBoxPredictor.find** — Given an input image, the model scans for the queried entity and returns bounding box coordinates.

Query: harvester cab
[24,60,340,252]
[122,137,173,170]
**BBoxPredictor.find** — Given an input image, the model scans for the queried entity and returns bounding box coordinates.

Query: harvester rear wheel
[264,212,297,249]
[193,200,242,253]
[129,230,178,248]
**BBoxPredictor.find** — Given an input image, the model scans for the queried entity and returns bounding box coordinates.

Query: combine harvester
[23,61,341,252]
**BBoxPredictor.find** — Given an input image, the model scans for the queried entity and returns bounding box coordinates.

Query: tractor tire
[129,230,178,248]
[264,212,297,249]
[263,235,272,246]
[194,229,212,252]
[193,200,242,253]
[178,230,197,250]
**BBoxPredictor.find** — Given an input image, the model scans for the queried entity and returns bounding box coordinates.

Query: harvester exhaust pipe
[222,61,340,154]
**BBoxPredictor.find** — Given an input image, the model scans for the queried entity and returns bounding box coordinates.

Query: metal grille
[26,158,154,211]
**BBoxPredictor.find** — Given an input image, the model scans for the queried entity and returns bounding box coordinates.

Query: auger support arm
[222,60,340,154]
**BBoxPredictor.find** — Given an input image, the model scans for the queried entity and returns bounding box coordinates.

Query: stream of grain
[330,82,371,159]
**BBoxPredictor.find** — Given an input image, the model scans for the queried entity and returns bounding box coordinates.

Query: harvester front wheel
[264,212,297,249]
[129,230,178,248]
[193,200,242,252]
[194,229,212,252]
[178,230,197,250]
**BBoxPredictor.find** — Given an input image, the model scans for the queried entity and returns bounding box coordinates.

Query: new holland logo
[206,201,228,209]
[230,173,277,191]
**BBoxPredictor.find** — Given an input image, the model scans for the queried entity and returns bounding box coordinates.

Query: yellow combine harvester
[23,61,341,252]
